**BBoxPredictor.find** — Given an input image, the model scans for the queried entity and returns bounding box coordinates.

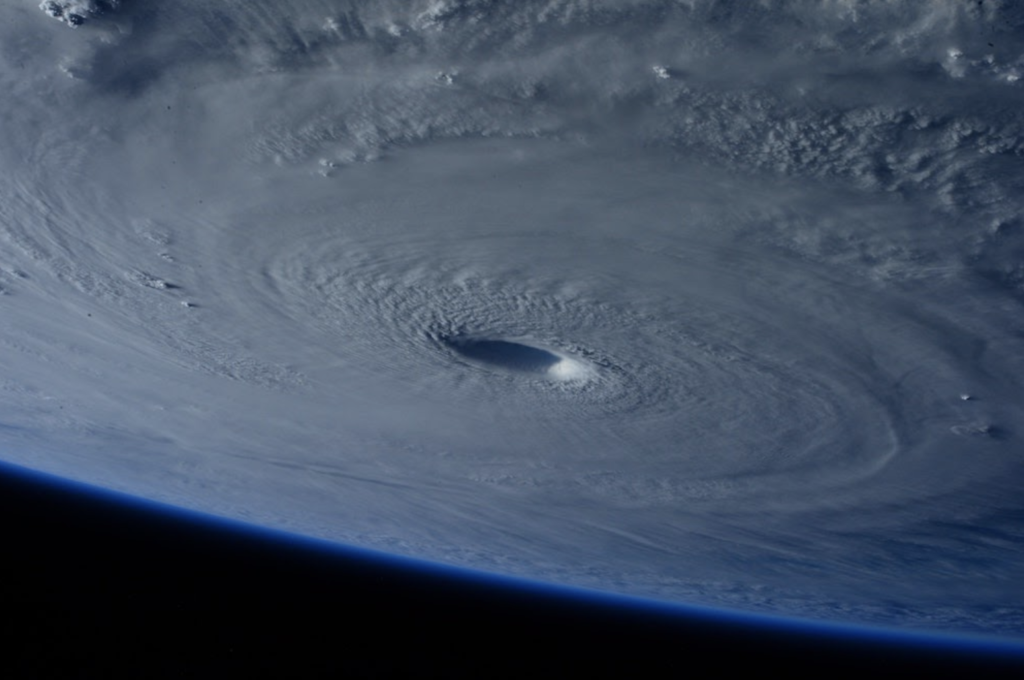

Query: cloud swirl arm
[2,0,1024,637]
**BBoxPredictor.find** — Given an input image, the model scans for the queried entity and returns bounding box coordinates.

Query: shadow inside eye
[444,337,562,374]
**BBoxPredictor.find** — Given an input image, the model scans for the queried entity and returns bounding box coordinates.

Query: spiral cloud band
[3,0,1024,635]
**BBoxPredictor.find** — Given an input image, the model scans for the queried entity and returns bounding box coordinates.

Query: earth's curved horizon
[3,0,1024,642]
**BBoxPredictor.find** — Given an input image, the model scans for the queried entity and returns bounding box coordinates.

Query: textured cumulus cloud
[39,0,120,27]
[99,1,1021,286]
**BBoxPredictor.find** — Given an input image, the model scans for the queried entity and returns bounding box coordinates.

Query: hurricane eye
[443,337,563,375]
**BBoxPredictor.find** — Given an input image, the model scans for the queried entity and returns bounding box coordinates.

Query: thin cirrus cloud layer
[2,0,1024,637]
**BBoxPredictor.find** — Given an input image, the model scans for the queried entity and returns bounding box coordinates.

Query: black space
[1,464,1022,677]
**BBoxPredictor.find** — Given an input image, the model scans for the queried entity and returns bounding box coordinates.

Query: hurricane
[2,0,1024,637]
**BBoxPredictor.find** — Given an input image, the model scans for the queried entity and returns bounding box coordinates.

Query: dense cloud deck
[2,0,1024,640]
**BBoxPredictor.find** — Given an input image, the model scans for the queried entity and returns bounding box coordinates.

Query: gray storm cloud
[3,0,1024,636]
